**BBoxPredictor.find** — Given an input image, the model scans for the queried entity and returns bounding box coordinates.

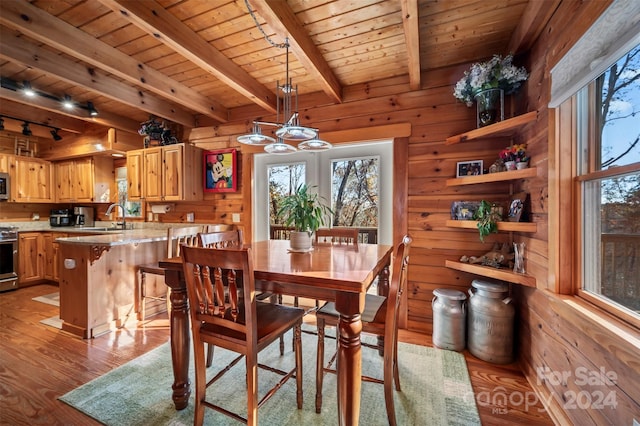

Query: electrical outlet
[232,213,240,223]
[186,212,194,222]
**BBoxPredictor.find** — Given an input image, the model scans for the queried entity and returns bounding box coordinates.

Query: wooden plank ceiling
[0,0,552,139]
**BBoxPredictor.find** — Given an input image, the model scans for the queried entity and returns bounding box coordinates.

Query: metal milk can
[467,280,515,364]
[432,288,466,351]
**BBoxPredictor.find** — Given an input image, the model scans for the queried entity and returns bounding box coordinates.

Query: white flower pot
[504,160,516,171]
[289,231,313,252]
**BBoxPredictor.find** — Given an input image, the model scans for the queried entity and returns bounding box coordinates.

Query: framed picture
[203,149,237,192]
[507,192,528,222]
[456,160,483,177]
[450,201,481,220]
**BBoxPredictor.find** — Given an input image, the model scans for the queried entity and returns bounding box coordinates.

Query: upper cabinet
[54,157,114,203]
[12,156,54,203]
[127,143,203,202]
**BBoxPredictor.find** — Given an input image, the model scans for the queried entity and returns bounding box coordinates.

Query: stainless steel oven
[0,227,18,292]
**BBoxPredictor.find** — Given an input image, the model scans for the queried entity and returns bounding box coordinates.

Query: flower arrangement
[453,54,529,106]
[499,144,528,163]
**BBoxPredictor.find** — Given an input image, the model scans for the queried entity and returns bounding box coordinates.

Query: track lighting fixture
[0,115,63,141]
[21,122,32,136]
[50,128,62,141]
[87,101,99,117]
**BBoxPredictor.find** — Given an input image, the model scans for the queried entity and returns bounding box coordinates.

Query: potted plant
[453,54,528,127]
[473,200,502,242]
[277,184,332,251]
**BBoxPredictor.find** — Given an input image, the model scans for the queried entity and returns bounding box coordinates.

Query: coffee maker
[74,206,95,227]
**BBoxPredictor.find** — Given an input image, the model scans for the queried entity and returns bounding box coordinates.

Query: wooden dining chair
[136,225,202,321]
[198,229,244,249]
[181,245,304,426]
[315,235,411,426]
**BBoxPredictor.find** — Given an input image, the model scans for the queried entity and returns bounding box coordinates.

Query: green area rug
[60,328,480,425]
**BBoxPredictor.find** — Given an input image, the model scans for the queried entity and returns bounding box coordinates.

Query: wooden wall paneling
[515,287,640,425]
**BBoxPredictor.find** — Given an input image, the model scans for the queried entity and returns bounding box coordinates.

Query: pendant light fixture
[237,1,332,154]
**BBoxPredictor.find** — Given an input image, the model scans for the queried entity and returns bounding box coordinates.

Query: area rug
[40,316,63,329]
[60,328,480,425]
[32,292,60,307]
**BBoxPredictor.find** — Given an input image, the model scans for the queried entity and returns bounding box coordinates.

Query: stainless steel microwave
[0,173,9,200]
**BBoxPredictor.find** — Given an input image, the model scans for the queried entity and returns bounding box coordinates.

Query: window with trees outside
[267,157,380,242]
[578,43,639,321]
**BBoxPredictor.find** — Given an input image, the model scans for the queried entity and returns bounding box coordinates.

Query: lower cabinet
[43,232,67,282]
[18,232,44,285]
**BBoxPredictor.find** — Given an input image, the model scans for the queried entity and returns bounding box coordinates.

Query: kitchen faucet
[105,203,127,230]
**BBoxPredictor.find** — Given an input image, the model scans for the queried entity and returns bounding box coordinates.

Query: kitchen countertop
[56,228,169,246]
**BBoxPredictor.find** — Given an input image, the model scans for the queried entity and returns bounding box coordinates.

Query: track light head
[21,122,32,136]
[87,101,98,117]
[22,81,36,97]
[50,128,62,141]
[62,95,74,110]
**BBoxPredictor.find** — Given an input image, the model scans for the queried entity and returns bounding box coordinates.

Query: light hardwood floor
[0,284,554,425]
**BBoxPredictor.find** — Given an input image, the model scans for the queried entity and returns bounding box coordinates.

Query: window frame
[559,78,640,329]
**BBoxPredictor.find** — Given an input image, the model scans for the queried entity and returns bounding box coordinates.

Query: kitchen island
[57,229,169,338]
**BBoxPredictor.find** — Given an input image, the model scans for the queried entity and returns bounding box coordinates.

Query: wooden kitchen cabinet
[43,232,67,282]
[18,232,44,285]
[55,157,114,203]
[0,153,10,173]
[12,156,54,202]
[125,149,144,201]
[128,143,203,202]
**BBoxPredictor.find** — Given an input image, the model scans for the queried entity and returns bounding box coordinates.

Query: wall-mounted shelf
[445,260,536,287]
[445,111,538,145]
[445,220,537,233]
[446,167,537,187]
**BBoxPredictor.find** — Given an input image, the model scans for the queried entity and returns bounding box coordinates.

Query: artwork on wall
[456,160,483,177]
[450,201,481,220]
[203,149,237,192]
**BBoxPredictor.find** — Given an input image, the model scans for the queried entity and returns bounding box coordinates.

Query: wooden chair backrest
[167,226,202,258]
[181,246,257,341]
[315,227,359,245]
[270,225,294,240]
[198,229,243,249]
[383,235,411,347]
[202,224,236,233]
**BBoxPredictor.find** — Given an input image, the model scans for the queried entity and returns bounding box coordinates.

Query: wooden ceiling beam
[0,27,195,128]
[0,87,140,134]
[0,99,86,134]
[507,0,561,54]
[400,0,420,90]
[99,0,278,114]
[0,0,223,124]
[252,0,342,103]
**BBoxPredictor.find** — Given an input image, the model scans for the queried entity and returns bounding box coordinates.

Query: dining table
[159,239,393,426]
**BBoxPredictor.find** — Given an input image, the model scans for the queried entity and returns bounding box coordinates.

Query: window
[330,157,379,229]
[577,44,640,320]
[253,141,392,243]
[115,166,142,218]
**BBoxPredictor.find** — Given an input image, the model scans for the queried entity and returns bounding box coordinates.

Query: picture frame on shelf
[451,201,481,220]
[456,160,483,177]
[507,192,528,222]
[203,149,237,193]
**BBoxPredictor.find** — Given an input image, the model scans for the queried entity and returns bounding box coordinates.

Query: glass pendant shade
[264,139,297,154]
[298,138,332,151]
[275,125,317,141]
[237,124,276,145]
